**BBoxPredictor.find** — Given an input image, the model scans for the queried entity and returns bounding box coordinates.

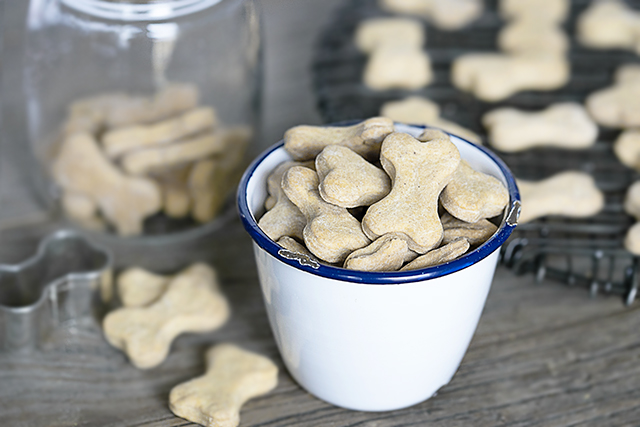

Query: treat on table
[103,263,230,369]
[52,84,251,235]
[169,343,278,427]
[576,0,640,53]
[258,121,510,272]
[380,96,482,144]
[380,0,483,30]
[517,171,605,223]
[482,103,599,152]
[451,53,570,102]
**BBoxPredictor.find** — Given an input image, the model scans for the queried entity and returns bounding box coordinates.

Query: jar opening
[61,0,224,21]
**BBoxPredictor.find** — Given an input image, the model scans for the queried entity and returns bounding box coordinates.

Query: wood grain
[1,218,640,427]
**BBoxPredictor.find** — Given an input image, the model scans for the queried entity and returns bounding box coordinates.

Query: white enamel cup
[237,123,520,412]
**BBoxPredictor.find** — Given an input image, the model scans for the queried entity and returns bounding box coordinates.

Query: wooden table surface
[2,1,640,426]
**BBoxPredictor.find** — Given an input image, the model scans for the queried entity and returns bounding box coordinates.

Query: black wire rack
[312,0,640,304]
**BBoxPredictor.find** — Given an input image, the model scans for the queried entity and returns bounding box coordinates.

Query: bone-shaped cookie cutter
[0,230,112,352]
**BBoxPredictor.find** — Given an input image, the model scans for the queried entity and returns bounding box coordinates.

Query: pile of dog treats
[103,263,278,427]
[51,83,251,236]
[259,118,510,272]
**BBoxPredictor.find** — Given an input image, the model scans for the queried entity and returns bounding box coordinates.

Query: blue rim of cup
[237,123,520,284]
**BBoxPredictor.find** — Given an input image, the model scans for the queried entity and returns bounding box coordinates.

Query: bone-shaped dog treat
[276,236,318,261]
[615,64,640,84]
[614,130,640,171]
[187,127,252,222]
[497,18,569,55]
[282,166,371,263]
[122,132,226,175]
[117,267,171,308]
[364,45,432,91]
[188,158,228,224]
[380,96,482,144]
[362,132,461,253]
[355,18,424,53]
[400,238,470,271]
[452,53,570,102]
[577,0,640,53]
[105,83,199,129]
[344,234,418,272]
[156,165,192,219]
[517,171,604,223]
[284,117,394,161]
[316,145,391,208]
[441,212,498,246]
[103,263,230,369]
[440,160,509,223]
[258,161,308,242]
[586,69,640,128]
[482,103,598,152]
[61,191,106,231]
[500,0,569,23]
[624,222,640,255]
[624,181,640,220]
[380,0,483,30]
[169,343,278,427]
[53,133,161,236]
[64,93,130,136]
[103,107,217,158]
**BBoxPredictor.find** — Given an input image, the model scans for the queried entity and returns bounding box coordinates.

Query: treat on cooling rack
[344,233,418,271]
[623,181,640,219]
[497,17,569,55]
[284,117,394,162]
[517,171,605,223]
[316,145,391,208]
[258,161,309,242]
[380,96,482,144]
[362,131,461,254]
[169,343,278,427]
[400,238,470,271]
[623,185,640,258]
[499,0,569,23]
[482,103,599,152]
[355,17,424,53]
[586,75,640,128]
[451,53,570,102]
[576,0,640,53]
[379,0,483,30]
[441,212,498,246]
[614,63,640,84]
[624,222,640,255]
[614,130,640,170]
[440,160,510,223]
[282,166,371,264]
[364,45,433,90]
[103,263,230,369]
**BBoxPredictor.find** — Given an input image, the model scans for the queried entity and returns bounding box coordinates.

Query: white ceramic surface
[238,123,520,412]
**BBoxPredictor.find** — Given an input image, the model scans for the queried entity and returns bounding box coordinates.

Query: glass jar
[24,0,261,244]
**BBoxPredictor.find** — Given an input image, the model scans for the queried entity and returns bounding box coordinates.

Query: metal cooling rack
[312,0,640,304]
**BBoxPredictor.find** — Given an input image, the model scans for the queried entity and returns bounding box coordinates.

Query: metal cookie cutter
[0,230,112,352]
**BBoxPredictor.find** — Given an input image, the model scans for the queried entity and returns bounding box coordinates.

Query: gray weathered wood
[2,0,640,426]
